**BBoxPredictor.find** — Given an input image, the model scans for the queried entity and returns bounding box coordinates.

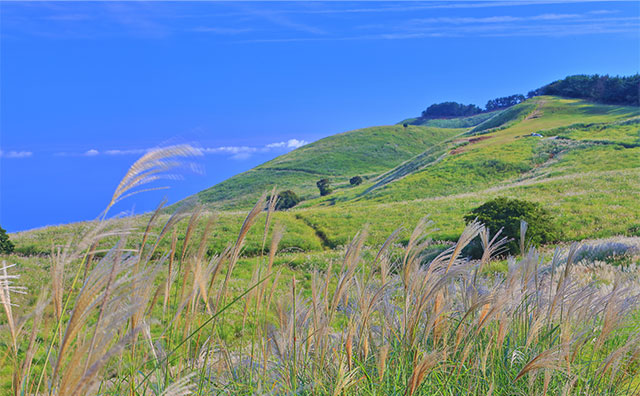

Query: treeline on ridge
[530,74,639,106]
[417,74,638,120]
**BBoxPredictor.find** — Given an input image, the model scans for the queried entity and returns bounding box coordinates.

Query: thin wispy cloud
[240,5,326,35]
[0,150,33,159]
[410,13,582,25]
[234,1,629,15]
[191,26,254,35]
[2,1,634,42]
[241,12,638,43]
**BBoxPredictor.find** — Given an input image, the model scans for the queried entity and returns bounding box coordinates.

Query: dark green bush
[349,176,363,186]
[316,179,332,196]
[0,226,14,254]
[275,190,301,210]
[464,197,560,256]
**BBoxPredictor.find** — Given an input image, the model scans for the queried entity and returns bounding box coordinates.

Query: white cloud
[54,138,311,161]
[202,139,308,156]
[266,139,308,149]
[0,150,33,159]
[285,139,308,149]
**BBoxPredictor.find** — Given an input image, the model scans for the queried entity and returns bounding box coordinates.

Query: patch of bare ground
[449,135,493,155]
[525,101,545,120]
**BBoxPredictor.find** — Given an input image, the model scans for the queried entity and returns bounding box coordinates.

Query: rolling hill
[195,124,463,209]
[9,95,640,259]
[191,96,639,212]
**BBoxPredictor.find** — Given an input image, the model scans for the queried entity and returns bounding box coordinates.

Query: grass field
[8,96,640,260]
[2,195,639,395]
[2,95,640,395]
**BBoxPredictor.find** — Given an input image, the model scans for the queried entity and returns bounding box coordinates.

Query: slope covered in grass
[194,125,462,209]
[309,96,640,205]
[400,110,501,128]
[12,96,640,257]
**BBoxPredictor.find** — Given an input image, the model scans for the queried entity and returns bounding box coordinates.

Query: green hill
[195,124,463,209]
[194,95,639,212]
[5,89,640,396]
[285,96,640,246]
[9,96,640,260]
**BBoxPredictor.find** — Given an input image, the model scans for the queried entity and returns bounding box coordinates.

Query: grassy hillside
[400,110,501,128]
[10,96,640,257]
[3,94,640,395]
[195,125,463,209]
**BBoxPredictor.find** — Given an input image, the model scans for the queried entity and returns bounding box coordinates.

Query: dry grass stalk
[0,263,25,356]
[104,144,202,216]
[377,344,390,382]
[405,351,440,396]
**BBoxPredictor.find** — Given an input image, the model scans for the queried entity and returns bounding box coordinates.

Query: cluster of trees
[485,94,525,111]
[528,74,639,106]
[421,102,483,119]
[417,74,638,122]
[419,96,525,120]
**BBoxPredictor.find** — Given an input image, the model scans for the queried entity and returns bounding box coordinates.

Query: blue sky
[1,1,638,232]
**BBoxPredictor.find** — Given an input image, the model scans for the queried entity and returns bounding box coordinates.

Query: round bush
[464,197,560,257]
[275,190,301,210]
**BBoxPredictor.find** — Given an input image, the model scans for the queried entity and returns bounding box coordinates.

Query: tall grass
[1,146,639,395]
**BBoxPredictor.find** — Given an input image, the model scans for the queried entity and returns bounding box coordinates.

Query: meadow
[2,94,640,395]
[2,142,640,395]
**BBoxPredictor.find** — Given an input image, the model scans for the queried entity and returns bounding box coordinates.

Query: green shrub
[0,226,14,254]
[275,190,301,210]
[316,179,332,196]
[14,244,47,256]
[464,197,560,256]
[349,176,363,186]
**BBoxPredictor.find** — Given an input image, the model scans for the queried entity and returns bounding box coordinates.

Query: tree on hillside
[464,197,560,257]
[349,176,363,186]
[421,102,482,119]
[316,179,332,196]
[485,94,525,111]
[0,226,14,254]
